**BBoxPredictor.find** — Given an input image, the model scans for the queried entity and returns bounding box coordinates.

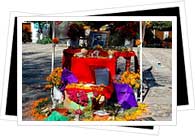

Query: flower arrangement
[44,67,63,90]
[67,23,85,40]
[120,71,140,90]
[31,98,50,120]
[66,83,104,93]
[30,97,148,121]
[115,103,148,121]
[67,90,89,107]
[115,22,139,41]
[52,37,59,44]
[81,102,148,121]
[108,22,139,47]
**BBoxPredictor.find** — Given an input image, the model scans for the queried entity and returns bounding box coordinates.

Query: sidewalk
[142,47,172,121]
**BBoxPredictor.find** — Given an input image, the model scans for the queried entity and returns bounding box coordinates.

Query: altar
[29,21,148,122]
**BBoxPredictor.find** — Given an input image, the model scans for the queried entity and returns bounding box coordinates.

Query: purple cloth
[60,68,78,91]
[114,83,138,109]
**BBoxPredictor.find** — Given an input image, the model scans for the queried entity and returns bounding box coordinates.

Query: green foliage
[56,103,65,109]
[80,110,93,120]
[109,32,125,46]
[37,37,52,44]
[150,21,172,30]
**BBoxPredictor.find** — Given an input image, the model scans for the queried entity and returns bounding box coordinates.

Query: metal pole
[51,22,56,72]
[52,21,55,39]
[51,44,56,72]
[140,21,143,102]
[51,21,56,108]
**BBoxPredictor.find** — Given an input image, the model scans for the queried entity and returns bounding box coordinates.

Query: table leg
[125,57,131,71]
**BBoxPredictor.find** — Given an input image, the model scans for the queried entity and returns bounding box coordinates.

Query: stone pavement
[142,47,172,121]
[22,43,66,120]
[22,44,172,121]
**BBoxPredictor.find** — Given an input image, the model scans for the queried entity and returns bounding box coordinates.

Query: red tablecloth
[114,51,139,72]
[114,51,136,58]
[62,48,81,69]
[71,57,116,84]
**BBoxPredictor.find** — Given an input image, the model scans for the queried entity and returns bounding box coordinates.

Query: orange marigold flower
[52,37,59,44]
[44,84,53,90]
[31,98,49,121]
[45,67,63,87]
[135,39,141,46]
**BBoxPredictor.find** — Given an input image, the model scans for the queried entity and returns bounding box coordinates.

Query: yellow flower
[138,103,148,110]
[136,73,140,79]
[115,117,126,121]
[134,110,142,116]
[130,79,136,86]
[130,114,137,120]
[135,83,140,89]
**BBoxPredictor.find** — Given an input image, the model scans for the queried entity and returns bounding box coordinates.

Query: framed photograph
[88,31,110,48]
[16,16,177,126]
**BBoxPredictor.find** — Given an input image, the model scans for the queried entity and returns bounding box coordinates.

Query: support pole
[51,44,56,72]
[139,21,143,102]
[51,21,56,108]
[52,21,55,39]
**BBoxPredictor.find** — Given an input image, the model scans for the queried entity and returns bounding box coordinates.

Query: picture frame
[88,31,110,48]
[17,16,177,126]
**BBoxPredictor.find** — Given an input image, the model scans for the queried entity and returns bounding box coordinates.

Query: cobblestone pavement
[22,43,66,120]
[22,44,172,121]
[142,48,172,121]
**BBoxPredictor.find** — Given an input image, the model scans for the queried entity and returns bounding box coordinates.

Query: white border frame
[17,16,177,126]
[1,1,193,134]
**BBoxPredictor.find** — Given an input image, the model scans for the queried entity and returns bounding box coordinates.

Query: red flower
[115,22,139,40]
[74,109,83,115]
